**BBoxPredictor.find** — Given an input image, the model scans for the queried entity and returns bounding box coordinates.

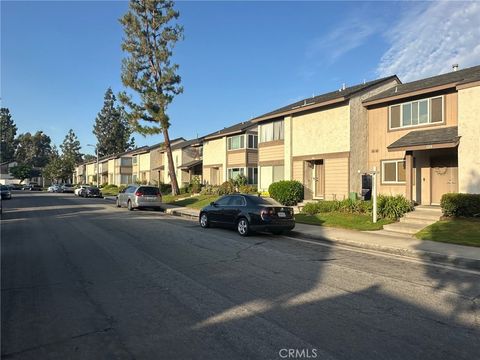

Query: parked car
[47,184,62,193]
[61,184,75,193]
[74,185,89,196]
[116,185,162,211]
[22,183,42,191]
[0,185,12,200]
[80,186,103,198]
[199,194,295,236]
[9,184,23,190]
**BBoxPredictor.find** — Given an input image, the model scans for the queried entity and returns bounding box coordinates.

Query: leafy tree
[10,164,39,182]
[83,154,97,162]
[119,0,183,195]
[93,88,135,157]
[60,129,82,164]
[0,108,17,163]
[15,131,52,167]
[43,146,73,182]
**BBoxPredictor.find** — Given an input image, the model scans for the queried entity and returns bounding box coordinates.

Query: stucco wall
[203,138,226,166]
[458,84,480,193]
[291,104,350,157]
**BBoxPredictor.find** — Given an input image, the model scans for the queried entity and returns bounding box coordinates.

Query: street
[1,193,479,360]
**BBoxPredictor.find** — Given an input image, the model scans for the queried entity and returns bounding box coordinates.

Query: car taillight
[135,191,143,196]
[260,208,274,220]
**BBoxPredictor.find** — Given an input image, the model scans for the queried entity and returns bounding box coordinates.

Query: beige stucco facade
[202,137,227,185]
[458,83,480,193]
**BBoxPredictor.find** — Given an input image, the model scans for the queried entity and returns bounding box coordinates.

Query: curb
[156,208,480,271]
[288,231,480,271]
[164,208,199,220]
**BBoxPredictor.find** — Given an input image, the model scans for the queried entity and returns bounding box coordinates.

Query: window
[382,160,406,184]
[227,167,244,180]
[132,156,137,165]
[229,196,246,206]
[247,167,258,185]
[120,157,132,166]
[389,96,443,130]
[247,134,258,149]
[215,196,231,206]
[259,120,284,142]
[227,135,245,150]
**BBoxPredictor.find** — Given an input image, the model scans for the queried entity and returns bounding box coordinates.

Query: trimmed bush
[377,194,413,220]
[441,193,480,217]
[301,199,373,216]
[268,180,304,206]
[218,181,237,195]
[239,185,258,194]
[200,185,220,196]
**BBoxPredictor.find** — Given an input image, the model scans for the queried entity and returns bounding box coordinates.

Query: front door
[313,160,324,199]
[430,156,458,205]
[304,161,314,200]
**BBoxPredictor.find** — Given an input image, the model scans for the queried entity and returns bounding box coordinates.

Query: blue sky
[2,1,479,155]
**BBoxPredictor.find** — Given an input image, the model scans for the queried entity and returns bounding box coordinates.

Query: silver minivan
[116,185,162,211]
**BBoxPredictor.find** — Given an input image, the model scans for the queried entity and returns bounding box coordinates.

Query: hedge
[377,194,413,220]
[441,193,480,217]
[268,180,304,206]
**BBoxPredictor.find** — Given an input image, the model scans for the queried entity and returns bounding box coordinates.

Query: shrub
[239,185,258,194]
[201,185,220,196]
[234,174,248,187]
[441,193,480,217]
[118,185,127,193]
[268,180,304,206]
[301,199,373,216]
[190,176,202,194]
[159,183,172,195]
[218,181,237,195]
[377,194,413,220]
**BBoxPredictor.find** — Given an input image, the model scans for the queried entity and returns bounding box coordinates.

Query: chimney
[452,64,459,72]
[342,83,346,91]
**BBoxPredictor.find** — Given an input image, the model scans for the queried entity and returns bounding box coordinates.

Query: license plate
[278,212,286,218]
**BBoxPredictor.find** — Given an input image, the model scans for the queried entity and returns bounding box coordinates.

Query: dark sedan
[0,185,12,200]
[199,194,295,236]
[81,186,103,198]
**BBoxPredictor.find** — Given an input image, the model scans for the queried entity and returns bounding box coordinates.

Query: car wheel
[127,200,133,211]
[199,213,210,228]
[116,198,121,208]
[237,218,250,237]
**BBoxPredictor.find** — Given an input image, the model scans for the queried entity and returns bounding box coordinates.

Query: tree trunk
[163,127,180,195]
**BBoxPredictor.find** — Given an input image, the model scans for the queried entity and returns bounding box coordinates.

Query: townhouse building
[364,65,480,205]
[253,76,400,199]
[202,121,258,186]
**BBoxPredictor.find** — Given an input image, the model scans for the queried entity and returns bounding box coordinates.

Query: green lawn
[415,218,480,247]
[171,195,219,209]
[295,212,393,231]
[162,194,191,204]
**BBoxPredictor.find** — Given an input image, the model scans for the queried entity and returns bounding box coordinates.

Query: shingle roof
[204,120,257,140]
[147,137,185,151]
[171,137,203,151]
[178,159,202,170]
[387,126,459,150]
[366,65,480,103]
[252,76,399,122]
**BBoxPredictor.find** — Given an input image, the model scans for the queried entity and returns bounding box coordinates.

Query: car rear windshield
[248,196,281,206]
[139,187,160,195]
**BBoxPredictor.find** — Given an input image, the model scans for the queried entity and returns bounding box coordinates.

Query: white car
[47,184,61,193]
[74,185,89,196]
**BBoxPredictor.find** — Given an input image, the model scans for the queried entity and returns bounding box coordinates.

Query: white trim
[381,159,406,184]
[227,134,245,151]
[389,95,444,130]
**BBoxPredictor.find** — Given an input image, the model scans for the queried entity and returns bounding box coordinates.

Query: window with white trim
[227,135,245,150]
[389,96,443,130]
[132,156,138,165]
[227,167,244,180]
[382,160,406,184]
[247,167,258,185]
[259,120,284,142]
[247,134,258,149]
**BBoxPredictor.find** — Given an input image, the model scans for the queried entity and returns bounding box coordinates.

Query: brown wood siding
[292,160,303,182]
[227,151,246,166]
[247,151,258,165]
[259,144,284,163]
[324,157,349,200]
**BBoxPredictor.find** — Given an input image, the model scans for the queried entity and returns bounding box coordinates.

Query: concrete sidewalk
[159,204,480,270]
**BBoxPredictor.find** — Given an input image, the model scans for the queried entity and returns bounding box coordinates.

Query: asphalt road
[1,192,479,360]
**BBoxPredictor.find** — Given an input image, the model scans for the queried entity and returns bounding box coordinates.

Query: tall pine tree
[93,88,135,157]
[0,108,18,163]
[119,0,183,195]
[60,129,82,181]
